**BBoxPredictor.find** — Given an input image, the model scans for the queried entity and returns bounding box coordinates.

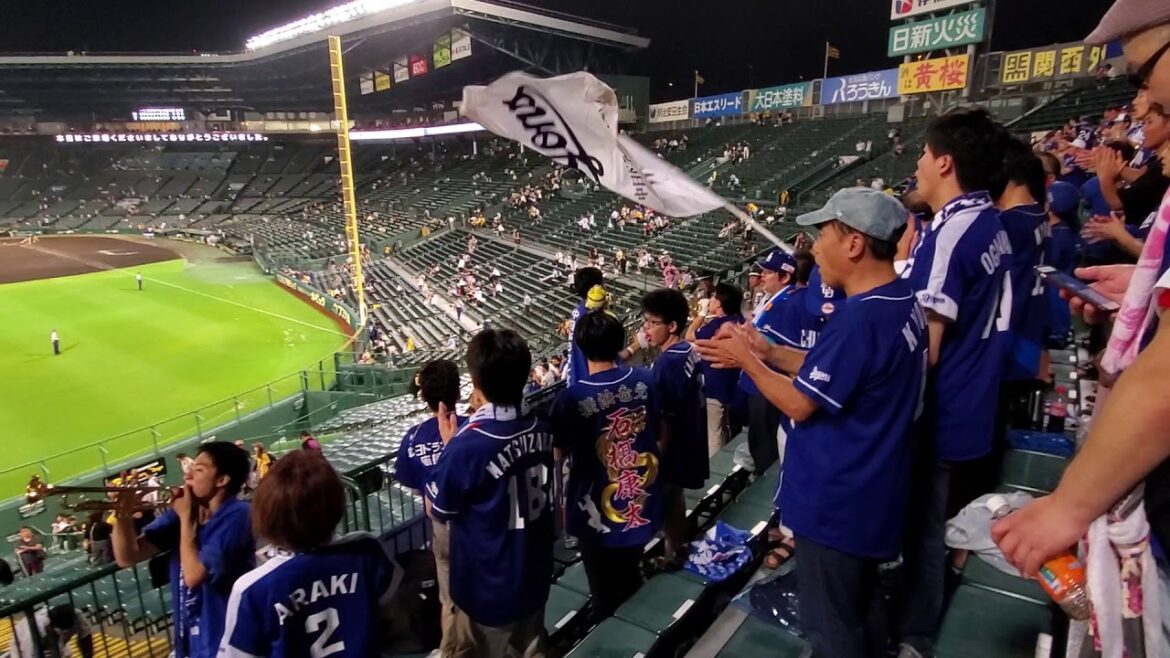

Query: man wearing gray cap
[696,188,927,658]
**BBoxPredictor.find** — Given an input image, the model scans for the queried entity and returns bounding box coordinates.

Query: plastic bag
[685,521,753,582]
[946,491,1035,576]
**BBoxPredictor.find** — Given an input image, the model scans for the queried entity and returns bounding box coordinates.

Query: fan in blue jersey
[112,442,255,658]
[219,451,401,658]
[996,138,1053,384]
[393,358,465,651]
[687,282,745,455]
[899,108,1012,657]
[551,310,663,621]
[565,267,605,387]
[696,187,926,658]
[642,287,707,568]
[739,249,797,473]
[426,329,554,655]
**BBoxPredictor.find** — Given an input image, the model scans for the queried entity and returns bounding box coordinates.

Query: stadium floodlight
[349,122,484,141]
[245,0,421,51]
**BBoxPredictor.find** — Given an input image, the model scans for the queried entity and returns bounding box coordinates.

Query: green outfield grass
[0,257,350,498]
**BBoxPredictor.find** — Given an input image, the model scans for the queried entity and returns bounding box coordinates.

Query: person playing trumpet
[112,442,255,658]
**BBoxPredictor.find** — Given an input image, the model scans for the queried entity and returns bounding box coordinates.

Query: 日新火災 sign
[888,7,986,57]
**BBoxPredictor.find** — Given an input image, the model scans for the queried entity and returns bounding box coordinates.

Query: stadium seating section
[0,78,1129,655]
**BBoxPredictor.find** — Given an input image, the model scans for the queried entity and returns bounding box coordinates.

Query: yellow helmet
[585,284,609,310]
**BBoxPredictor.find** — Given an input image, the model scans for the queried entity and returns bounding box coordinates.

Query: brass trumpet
[26,474,180,513]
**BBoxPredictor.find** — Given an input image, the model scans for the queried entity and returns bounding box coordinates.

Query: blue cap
[1048,181,1082,216]
[757,249,796,274]
[797,187,908,241]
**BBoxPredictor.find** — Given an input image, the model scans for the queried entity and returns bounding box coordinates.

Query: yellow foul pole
[327,35,367,329]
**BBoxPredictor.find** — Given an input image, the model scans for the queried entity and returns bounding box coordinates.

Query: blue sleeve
[911,234,963,321]
[219,580,270,658]
[426,441,478,522]
[200,508,255,590]
[793,313,869,415]
[141,509,179,552]
[394,428,421,491]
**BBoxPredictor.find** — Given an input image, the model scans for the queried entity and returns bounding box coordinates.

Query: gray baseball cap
[796,187,908,241]
[1088,0,1170,44]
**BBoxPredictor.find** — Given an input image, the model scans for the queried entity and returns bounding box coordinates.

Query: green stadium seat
[546,584,590,638]
[935,584,1053,658]
[566,617,658,658]
[959,554,1049,605]
[614,572,706,636]
[735,471,779,510]
[558,562,591,597]
[714,613,809,657]
[717,499,773,543]
[999,449,1068,494]
[709,446,746,479]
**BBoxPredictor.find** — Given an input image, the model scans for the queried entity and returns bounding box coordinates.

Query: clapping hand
[1093,146,1125,180]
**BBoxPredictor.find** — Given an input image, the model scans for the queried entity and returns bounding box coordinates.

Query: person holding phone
[994,5,1170,650]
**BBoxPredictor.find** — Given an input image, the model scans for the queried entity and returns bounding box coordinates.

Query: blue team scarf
[685,522,753,582]
[931,191,993,232]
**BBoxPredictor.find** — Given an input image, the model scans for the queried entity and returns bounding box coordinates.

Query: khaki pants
[445,606,546,658]
[433,520,455,653]
[706,398,729,456]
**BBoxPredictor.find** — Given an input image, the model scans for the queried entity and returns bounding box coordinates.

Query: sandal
[763,534,795,570]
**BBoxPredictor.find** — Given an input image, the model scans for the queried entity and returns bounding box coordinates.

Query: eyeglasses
[1129,39,1170,89]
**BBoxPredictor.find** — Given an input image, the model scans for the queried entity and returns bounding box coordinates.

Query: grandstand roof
[0,0,648,117]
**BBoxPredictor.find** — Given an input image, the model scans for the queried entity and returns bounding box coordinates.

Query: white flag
[462,71,725,218]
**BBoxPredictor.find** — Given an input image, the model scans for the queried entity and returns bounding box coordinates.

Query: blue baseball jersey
[999,203,1051,381]
[551,366,663,548]
[218,533,401,658]
[903,192,1012,461]
[780,279,928,559]
[739,287,792,397]
[805,267,845,321]
[394,415,467,492]
[653,342,709,489]
[773,287,827,351]
[426,405,554,627]
[694,314,744,404]
[143,496,254,658]
[566,302,590,387]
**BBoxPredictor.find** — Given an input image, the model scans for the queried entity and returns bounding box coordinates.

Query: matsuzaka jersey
[218,533,400,658]
[551,366,663,547]
[426,404,555,627]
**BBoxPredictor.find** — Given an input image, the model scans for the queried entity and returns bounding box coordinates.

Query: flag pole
[722,202,794,255]
[694,70,699,98]
[823,41,830,80]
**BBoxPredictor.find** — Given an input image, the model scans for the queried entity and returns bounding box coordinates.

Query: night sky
[0,0,1115,100]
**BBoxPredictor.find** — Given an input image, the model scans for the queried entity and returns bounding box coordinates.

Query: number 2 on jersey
[306,608,345,658]
[507,464,550,530]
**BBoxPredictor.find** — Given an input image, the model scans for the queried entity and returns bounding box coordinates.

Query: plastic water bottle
[987,495,1090,620]
[1045,386,1069,433]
